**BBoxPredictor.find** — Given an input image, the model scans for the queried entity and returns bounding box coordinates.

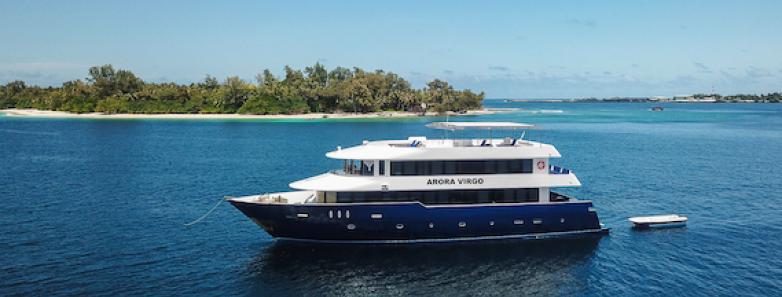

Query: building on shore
[649,96,671,102]
[672,95,717,103]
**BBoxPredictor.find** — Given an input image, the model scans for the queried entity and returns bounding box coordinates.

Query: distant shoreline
[501,97,780,103]
[0,108,505,120]
[502,99,778,103]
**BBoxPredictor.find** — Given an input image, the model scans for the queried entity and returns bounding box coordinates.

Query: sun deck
[326,121,556,160]
[326,137,560,160]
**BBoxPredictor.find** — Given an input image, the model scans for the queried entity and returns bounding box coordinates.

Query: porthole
[347,224,356,230]
[329,210,333,218]
[533,218,543,225]
[371,213,383,219]
[337,210,342,218]
[297,213,309,218]
[458,221,467,228]
[489,221,495,226]
[560,218,565,223]
[513,219,524,225]
[346,210,350,219]
[428,222,434,228]
[396,224,405,230]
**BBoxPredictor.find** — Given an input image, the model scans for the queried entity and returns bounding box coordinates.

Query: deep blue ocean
[1,101,781,296]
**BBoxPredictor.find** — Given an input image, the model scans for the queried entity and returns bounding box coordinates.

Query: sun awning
[426,122,535,131]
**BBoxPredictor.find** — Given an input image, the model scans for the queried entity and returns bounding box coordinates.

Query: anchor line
[184,197,227,227]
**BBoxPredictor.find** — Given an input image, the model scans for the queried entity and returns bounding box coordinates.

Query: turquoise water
[1,102,781,296]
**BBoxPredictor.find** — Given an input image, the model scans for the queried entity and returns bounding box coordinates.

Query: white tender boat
[629,214,687,228]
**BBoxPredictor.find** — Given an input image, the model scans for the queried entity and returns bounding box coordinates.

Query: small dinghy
[629,214,687,228]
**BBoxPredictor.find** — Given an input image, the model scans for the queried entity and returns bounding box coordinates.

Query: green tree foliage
[720,93,781,103]
[0,64,485,114]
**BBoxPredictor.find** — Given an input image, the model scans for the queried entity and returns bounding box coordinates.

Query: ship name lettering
[426,178,484,185]
[458,178,484,185]
[427,178,456,185]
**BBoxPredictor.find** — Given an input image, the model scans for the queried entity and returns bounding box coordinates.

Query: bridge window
[390,159,532,176]
[343,160,375,176]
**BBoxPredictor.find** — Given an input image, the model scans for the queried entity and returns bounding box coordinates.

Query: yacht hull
[229,200,606,243]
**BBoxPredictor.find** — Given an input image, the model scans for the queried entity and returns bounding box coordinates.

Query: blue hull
[229,200,606,243]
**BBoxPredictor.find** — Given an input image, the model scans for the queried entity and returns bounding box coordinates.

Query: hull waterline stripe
[274,228,609,244]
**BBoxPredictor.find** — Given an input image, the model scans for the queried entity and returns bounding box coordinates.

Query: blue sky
[1,0,780,98]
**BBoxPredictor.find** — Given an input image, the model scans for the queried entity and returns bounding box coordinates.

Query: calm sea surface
[1,102,781,296]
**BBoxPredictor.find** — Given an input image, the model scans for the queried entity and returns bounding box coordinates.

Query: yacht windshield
[342,160,375,176]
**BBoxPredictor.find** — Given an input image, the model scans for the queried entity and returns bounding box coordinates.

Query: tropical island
[0,63,484,119]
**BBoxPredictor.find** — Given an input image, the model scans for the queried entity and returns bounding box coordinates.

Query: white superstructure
[286,122,580,204]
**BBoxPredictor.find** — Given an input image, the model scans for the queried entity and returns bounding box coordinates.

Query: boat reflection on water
[244,236,603,296]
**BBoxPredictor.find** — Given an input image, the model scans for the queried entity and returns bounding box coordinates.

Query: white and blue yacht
[228,122,607,243]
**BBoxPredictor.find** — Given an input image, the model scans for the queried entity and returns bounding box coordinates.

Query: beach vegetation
[0,64,483,114]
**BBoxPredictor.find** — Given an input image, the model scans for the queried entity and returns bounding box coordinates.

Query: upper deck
[326,121,559,161]
[326,137,561,161]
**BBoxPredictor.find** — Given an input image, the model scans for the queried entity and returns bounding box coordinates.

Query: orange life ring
[537,160,546,170]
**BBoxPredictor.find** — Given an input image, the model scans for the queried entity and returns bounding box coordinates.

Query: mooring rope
[184,197,227,227]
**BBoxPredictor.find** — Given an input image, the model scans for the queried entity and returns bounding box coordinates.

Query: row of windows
[390,160,533,176]
[328,188,540,204]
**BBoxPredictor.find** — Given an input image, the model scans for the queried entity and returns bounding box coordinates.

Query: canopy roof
[426,122,535,131]
[325,139,561,160]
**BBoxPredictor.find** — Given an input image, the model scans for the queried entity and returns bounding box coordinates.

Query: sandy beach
[0,108,507,120]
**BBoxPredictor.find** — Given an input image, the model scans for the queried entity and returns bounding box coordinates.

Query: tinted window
[391,161,403,175]
[390,160,533,175]
[333,188,540,204]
